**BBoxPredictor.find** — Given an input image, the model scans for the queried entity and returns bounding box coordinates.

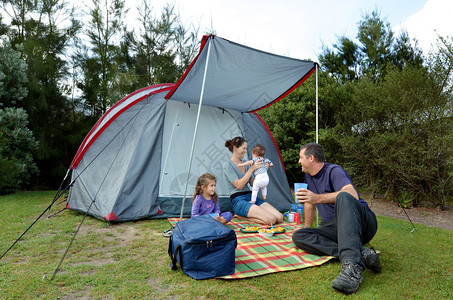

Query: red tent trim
[70,84,174,169]
[164,35,213,100]
[249,63,318,113]
[252,112,286,173]
[105,212,118,221]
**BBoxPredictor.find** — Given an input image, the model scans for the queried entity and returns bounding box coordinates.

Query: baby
[238,144,273,203]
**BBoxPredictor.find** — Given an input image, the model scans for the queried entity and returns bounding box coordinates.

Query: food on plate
[271,227,284,233]
[258,228,274,236]
[243,226,259,232]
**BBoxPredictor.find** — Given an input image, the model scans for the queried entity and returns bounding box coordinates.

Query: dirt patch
[147,277,180,300]
[368,197,453,231]
[78,224,142,244]
[59,290,92,300]
[70,224,143,268]
[72,257,116,267]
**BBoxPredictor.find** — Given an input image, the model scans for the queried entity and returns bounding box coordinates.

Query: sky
[119,0,452,61]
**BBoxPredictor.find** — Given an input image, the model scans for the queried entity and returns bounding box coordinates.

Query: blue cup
[294,183,308,204]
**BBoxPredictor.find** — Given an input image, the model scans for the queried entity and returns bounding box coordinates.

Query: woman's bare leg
[247,204,278,225]
[259,202,284,224]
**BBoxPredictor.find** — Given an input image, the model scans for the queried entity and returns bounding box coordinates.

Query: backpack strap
[168,235,183,270]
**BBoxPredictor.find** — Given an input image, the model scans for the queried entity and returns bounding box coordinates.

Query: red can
[294,212,301,224]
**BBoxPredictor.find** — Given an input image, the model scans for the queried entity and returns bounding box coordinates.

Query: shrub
[0,107,39,194]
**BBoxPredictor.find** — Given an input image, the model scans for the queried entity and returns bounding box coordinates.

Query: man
[292,143,381,294]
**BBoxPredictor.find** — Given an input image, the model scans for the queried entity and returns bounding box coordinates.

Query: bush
[0,107,39,194]
[325,65,452,207]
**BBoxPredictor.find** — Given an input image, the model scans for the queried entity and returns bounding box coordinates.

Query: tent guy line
[0,85,170,276]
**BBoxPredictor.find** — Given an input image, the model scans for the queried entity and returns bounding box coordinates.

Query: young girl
[191,173,233,224]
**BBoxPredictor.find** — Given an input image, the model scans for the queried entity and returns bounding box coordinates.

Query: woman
[223,136,283,225]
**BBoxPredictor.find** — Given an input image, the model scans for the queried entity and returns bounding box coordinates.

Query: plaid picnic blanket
[167,217,334,279]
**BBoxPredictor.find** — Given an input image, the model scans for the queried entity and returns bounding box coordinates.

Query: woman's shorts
[231,192,265,217]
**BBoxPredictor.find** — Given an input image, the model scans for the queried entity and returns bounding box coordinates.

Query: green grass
[0,191,452,299]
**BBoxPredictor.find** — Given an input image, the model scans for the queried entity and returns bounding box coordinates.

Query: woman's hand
[232,158,263,190]
[250,158,264,171]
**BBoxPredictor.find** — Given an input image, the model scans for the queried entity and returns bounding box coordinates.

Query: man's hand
[295,184,359,206]
[295,188,318,205]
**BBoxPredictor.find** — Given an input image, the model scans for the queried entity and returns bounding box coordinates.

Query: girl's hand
[216,215,227,224]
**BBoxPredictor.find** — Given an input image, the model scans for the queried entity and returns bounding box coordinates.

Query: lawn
[0,191,452,299]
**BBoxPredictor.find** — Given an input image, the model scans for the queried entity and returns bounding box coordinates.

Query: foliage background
[259,12,452,207]
[0,0,199,192]
[0,3,451,206]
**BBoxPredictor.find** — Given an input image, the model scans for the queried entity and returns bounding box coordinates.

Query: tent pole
[179,37,213,221]
[316,64,319,227]
[316,64,319,144]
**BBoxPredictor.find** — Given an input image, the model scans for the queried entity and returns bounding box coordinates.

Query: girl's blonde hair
[192,173,218,202]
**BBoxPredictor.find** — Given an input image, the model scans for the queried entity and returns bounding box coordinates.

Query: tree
[0,42,28,107]
[2,0,82,188]
[0,107,39,194]
[357,10,394,79]
[74,0,128,118]
[173,19,199,79]
[0,40,40,193]
[319,37,359,82]
[0,15,8,36]
[429,35,453,98]
[122,1,199,89]
[319,10,424,83]
[392,30,424,70]
[324,58,452,207]
[424,35,453,206]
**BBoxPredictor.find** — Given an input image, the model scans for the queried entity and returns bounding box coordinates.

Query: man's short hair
[300,143,326,163]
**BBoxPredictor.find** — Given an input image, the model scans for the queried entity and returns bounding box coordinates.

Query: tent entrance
[158,101,246,215]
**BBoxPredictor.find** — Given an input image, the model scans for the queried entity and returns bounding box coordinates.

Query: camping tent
[67,35,317,222]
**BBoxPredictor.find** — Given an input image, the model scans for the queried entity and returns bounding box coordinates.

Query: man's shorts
[231,192,265,217]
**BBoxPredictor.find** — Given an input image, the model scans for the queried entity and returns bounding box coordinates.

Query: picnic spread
[167,217,334,279]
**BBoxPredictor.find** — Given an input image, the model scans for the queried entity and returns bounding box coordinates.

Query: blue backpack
[168,215,237,279]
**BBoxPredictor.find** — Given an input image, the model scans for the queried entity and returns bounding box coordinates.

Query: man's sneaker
[332,263,364,294]
[362,247,381,273]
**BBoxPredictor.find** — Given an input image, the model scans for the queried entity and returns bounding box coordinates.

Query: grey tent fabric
[67,35,316,222]
[68,86,170,221]
[166,35,316,112]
